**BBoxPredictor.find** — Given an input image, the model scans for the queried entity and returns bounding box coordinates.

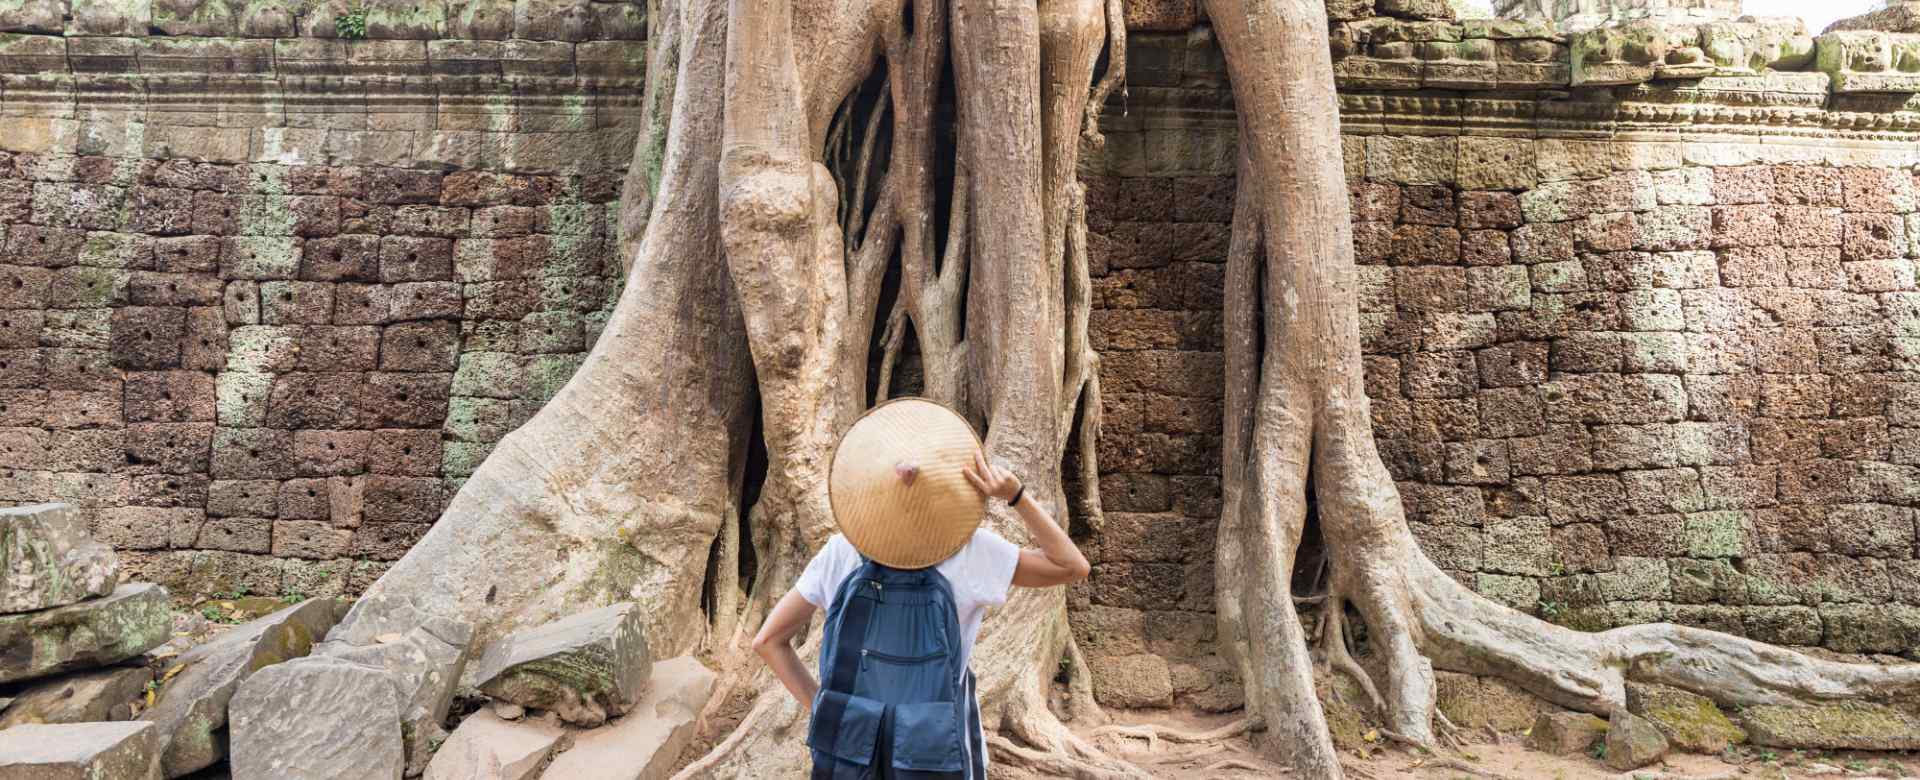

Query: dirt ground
[1069,709,1920,780]
[667,668,1920,780]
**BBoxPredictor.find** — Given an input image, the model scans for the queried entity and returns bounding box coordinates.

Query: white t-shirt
[795,528,1021,682]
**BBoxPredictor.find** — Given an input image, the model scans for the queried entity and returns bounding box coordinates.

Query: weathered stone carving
[0,503,118,615]
[1818,30,1920,92]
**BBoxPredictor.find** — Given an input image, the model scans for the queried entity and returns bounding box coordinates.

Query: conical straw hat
[828,398,986,569]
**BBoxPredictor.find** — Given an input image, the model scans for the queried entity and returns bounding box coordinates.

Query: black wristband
[1008,484,1025,506]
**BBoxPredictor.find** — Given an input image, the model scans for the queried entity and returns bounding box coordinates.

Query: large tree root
[1200,0,1920,776]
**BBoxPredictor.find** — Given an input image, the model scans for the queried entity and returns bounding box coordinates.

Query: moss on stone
[1738,701,1920,750]
[1625,682,1745,753]
[1435,672,1542,732]
[1316,670,1374,751]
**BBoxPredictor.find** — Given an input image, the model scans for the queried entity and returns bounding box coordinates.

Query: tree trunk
[329,0,1134,776]
[1208,1,1920,777]
[334,0,748,659]
[323,0,1920,777]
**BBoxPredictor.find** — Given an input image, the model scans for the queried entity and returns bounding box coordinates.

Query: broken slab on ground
[1626,681,1746,753]
[471,601,650,727]
[1737,700,1920,750]
[322,618,473,777]
[423,709,564,780]
[1529,711,1608,755]
[0,721,163,779]
[0,503,119,615]
[227,657,406,780]
[539,656,716,780]
[140,597,349,778]
[0,665,152,728]
[0,583,171,684]
[1603,710,1670,771]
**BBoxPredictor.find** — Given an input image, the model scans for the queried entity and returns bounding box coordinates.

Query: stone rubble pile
[422,604,712,780]
[219,599,712,780]
[0,504,173,779]
[0,503,348,779]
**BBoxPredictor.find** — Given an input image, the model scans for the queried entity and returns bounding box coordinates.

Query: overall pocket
[808,689,887,773]
[889,701,966,776]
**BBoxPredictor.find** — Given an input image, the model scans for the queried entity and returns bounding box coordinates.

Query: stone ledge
[0,0,645,40]
[0,33,648,82]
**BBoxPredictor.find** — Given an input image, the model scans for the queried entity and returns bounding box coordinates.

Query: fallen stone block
[323,618,473,777]
[1737,700,1920,750]
[0,583,172,684]
[424,709,563,780]
[0,721,163,779]
[1626,682,1746,753]
[141,597,349,778]
[471,602,649,727]
[1528,711,1608,755]
[541,656,717,780]
[227,657,406,780]
[0,665,152,728]
[1604,710,1669,771]
[0,503,118,614]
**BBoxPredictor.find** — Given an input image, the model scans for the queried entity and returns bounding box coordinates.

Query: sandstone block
[540,657,717,780]
[1604,711,1669,770]
[142,597,348,778]
[0,665,152,728]
[228,657,406,780]
[0,583,171,685]
[1738,701,1920,750]
[0,503,118,614]
[1626,682,1746,753]
[1529,711,1607,755]
[0,722,163,780]
[313,613,473,777]
[422,709,561,780]
[471,602,650,728]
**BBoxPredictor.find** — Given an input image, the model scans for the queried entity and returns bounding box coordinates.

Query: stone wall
[0,23,646,601]
[6,0,1920,716]
[1071,16,1920,709]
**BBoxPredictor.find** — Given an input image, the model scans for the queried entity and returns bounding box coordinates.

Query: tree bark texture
[321,0,1920,777]
[332,0,1134,776]
[1209,1,1920,777]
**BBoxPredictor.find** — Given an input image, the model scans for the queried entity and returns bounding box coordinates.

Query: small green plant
[1537,600,1565,620]
[1846,760,1868,772]
[282,590,307,605]
[1588,741,1607,760]
[1757,750,1778,763]
[1548,560,1567,576]
[337,2,368,39]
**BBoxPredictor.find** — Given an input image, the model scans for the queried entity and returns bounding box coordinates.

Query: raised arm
[964,450,1091,588]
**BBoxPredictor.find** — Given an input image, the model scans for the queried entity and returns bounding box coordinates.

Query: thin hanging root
[1079,0,1126,147]
[1092,717,1255,750]
[1063,635,1106,726]
[873,294,907,404]
[1320,592,1386,714]
[1433,710,1468,751]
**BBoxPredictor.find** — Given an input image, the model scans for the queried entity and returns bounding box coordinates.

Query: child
[752,400,1090,779]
